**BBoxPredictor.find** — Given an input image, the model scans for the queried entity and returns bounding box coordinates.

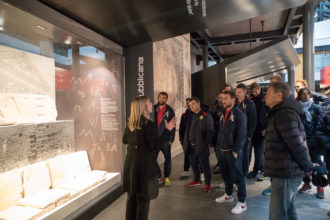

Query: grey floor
[94,150,330,220]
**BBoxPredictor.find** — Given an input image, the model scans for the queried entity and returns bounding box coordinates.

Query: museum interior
[0,0,329,220]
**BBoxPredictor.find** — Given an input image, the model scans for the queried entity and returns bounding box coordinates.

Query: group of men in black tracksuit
[178,82,270,214]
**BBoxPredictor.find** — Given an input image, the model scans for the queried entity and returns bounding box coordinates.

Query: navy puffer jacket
[265,98,313,179]
[299,102,323,147]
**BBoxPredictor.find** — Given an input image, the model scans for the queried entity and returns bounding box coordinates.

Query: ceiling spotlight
[37,25,47,30]
[65,36,72,45]
[77,41,82,45]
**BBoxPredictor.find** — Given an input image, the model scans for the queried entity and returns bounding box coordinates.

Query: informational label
[101,98,119,113]
[101,98,119,131]
[101,114,119,131]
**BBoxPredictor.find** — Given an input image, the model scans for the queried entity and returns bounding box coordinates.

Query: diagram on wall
[0,45,55,102]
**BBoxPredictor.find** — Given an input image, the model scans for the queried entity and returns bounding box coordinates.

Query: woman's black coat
[122,117,170,200]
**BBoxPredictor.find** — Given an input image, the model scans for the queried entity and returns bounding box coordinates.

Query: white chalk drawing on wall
[74,105,82,112]
[106,143,118,152]
[85,73,94,85]
[88,100,98,112]
[89,117,99,128]
[71,77,83,86]
[79,129,93,138]
[101,79,109,88]
[99,132,106,142]
[78,90,86,99]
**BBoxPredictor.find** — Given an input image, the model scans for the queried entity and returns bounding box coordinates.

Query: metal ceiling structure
[225,36,301,87]
[190,5,308,62]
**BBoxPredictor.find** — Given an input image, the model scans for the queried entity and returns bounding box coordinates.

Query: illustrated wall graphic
[56,47,123,172]
[153,34,191,156]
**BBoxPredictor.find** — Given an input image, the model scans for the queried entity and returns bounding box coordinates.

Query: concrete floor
[94,150,330,220]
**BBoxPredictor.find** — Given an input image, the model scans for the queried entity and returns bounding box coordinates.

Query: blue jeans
[269,178,302,220]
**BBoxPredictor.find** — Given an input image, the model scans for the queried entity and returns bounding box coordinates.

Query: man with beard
[154,92,176,186]
[179,98,192,177]
[235,83,257,177]
[210,92,225,174]
[247,82,270,180]
[215,90,248,214]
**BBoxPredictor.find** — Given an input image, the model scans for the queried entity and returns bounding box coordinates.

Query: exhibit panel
[55,45,124,172]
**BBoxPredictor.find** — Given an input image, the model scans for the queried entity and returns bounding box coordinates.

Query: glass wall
[0,1,124,172]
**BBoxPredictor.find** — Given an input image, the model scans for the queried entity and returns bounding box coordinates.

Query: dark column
[303,2,315,91]
[202,45,208,69]
[288,66,295,96]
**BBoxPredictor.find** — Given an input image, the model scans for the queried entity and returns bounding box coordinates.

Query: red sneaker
[187,181,201,187]
[158,177,164,184]
[204,184,212,192]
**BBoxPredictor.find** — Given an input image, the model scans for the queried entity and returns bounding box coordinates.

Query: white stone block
[0,206,42,220]
[0,94,57,125]
[0,169,23,211]
[47,151,91,189]
[17,189,70,209]
[22,162,51,197]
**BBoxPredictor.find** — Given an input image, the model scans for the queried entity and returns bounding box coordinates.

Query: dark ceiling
[38,0,307,48]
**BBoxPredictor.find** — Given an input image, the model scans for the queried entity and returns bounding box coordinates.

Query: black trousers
[189,146,211,185]
[252,134,265,172]
[214,146,221,168]
[303,146,321,184]
[156,143,172,178]
[183,144,191,172]
[220,150,246,202]
[126,193,150,220]
[242,139,252,176]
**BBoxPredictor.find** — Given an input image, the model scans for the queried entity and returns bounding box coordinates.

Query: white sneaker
[231,201,247,214]
[219,183,225,189]
[215,194,234,203]
[201,173,205,182]
[180,171,189,177]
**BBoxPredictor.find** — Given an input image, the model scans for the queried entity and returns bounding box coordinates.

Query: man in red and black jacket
[183,97,214,193]
[154,92,176,186]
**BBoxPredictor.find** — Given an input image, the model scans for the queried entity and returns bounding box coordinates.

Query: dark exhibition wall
[124,43,154,119]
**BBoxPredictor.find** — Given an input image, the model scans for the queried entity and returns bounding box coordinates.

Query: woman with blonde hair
[122,96,176,220]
